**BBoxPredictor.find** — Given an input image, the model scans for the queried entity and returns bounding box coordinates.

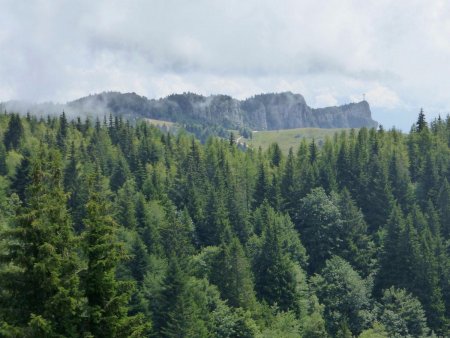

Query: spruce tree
[57,111,68,151]
[3,114,23,151]
[110,154,130,192]
[210,237,257,310]
[0,148,83,336]
[438,179,450,239]
[336,136,352,190]
[0,143,7,175]
[159,204,195,258]
[361,154,393,232]
[10,153,32,202]
[198,186,231,247]
[82,173,148,337]
[115,179,138,229]
[416,108,427,132]
[313,256,372,336]
[388,152,413,212]
[375,205,432,300]
[413,225,447,334]
[337,189,373,275]
[128,236,150,285]
[280,147,297,216]
[269,142,282,167]
[254,220,301,313]
[64,142,87,231]
[309,139,318,164]
[154,257,207,337]
[380,287,429,337]
[417,153,439,206]
[295,188,343,273]
[253,162,268,209]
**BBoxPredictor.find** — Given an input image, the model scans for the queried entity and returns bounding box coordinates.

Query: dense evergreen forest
[0,111,449,337]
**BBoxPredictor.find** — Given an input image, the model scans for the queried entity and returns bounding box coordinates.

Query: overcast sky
[1,0,450,129]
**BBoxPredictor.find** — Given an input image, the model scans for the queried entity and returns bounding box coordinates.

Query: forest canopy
[0,111,449,337]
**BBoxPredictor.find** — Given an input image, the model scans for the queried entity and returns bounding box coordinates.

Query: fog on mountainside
[1,91,378,130]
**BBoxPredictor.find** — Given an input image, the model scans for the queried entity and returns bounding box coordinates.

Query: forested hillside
[0,111,449,337]
[2,91,378,132]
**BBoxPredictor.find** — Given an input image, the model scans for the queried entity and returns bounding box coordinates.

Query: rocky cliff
[241,93,376,129]
[3,91,378,130]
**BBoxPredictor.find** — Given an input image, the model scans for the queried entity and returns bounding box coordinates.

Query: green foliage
[336,189,374,275]
[312,256,373,336]
[295,187,343,273]
[0,143,7,176]
[0,148,83,336]
[10,153,31,201]
[3,114,23,151]
[379,287,429,337]
[358,322,389,338]
[210,237,257,310]
[301,295,328,338]
[253,210,307,314]
[260,310,301,338]
[253,202,308,268]
[438,179,450,239]
[375,205,409,293]
[153,258,226,337]
[0,111,449,336]
[83,173,149,337]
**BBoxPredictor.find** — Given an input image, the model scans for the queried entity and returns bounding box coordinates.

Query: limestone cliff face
[240,92,376,129]
[6,91,378,130]
[311,101,376,129]
[242,92,309,130]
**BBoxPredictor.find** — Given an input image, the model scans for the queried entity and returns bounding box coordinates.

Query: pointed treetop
[416,108,427,132]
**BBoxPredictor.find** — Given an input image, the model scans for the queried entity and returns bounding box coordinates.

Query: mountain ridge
[2,91,378,130]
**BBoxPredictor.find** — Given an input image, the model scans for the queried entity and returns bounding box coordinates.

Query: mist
[1,0,450,129]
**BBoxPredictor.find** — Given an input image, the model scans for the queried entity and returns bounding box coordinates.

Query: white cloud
[350,85,401,109]
[314,94,338,107]
[0,0,449,129]
[365,86,401,109]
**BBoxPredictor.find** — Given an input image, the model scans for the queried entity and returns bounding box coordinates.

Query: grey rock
[1,91,378,130]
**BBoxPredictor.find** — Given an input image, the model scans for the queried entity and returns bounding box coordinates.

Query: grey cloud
[1,0,450,130]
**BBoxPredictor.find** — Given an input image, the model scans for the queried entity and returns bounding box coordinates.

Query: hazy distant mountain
[2,91,378,130]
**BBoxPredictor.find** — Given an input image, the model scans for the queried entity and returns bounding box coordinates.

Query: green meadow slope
[239,128,352,152]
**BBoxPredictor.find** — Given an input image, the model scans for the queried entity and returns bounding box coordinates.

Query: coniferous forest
[0,111,450,337]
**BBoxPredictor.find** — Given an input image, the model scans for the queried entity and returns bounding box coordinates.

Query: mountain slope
[2,91,378,130]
